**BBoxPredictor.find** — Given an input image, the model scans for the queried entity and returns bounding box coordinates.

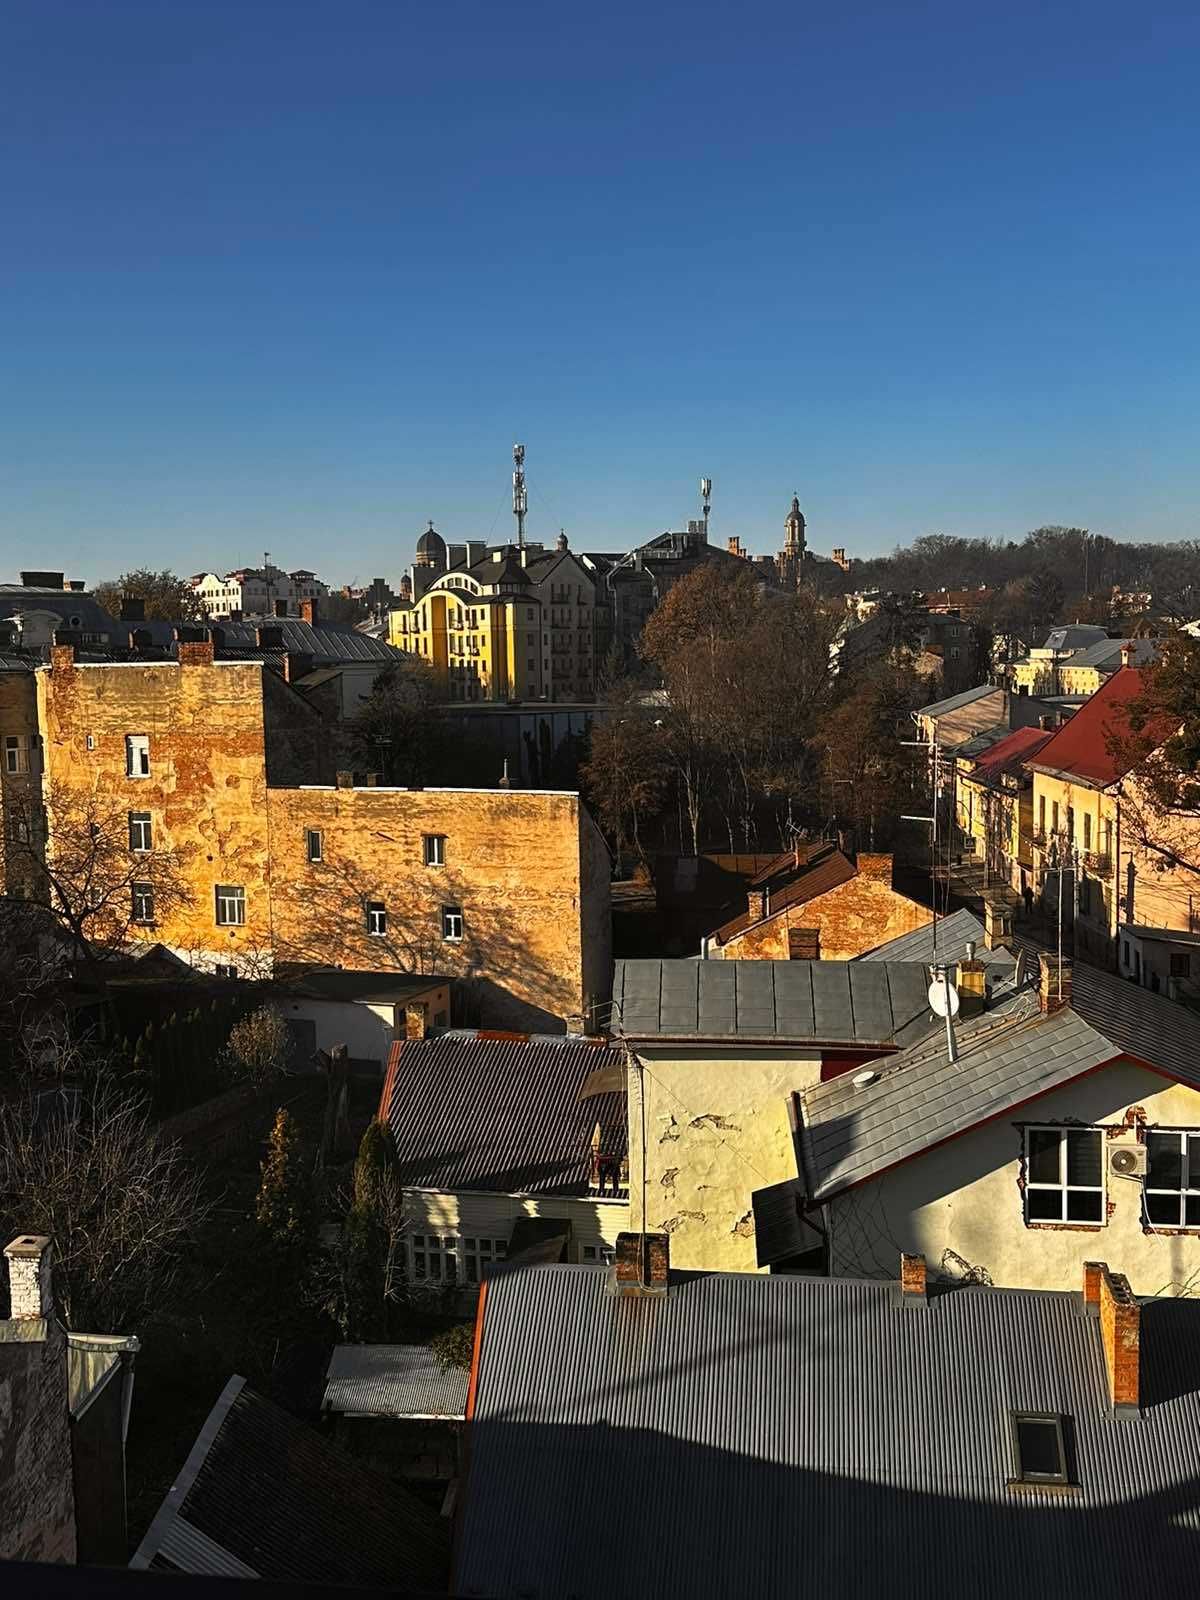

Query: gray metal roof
[383,1032,626,1196]
[459,1263,1200,1600]
[322,1344,468,1419]
[916,682,1005,718]
[857,908,1015,967]
[1064,636,1160,671]
[800,956,1200,1199]
[613,959,937,1045]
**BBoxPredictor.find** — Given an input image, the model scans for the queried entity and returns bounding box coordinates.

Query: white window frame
[129,811,153,853]
[85,733,96,752]
[366,900,388,937]
[305,827,323,863]
[410,1233,461,1285]
[1023,1126,1105,1226]
[441,905,464,942]
[4,735,27,775]
[581,1244,615,1265]
[130,881,155,924]
[1145,1129,1200,1229]
[423,833,446,867]
[461,1236,507,1284]
[125,734,151,778]
[215,884,246,926]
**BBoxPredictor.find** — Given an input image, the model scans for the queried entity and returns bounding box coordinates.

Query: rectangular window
[1083,814,1092,851]
[1169,953,1191,979]
[1038,795,1046,836]
[1145,1130,1200,1227]
[128,812,153,853]
[213,963,238,979]
[1024,1127,1104,1224]
[410,1234,459,1284]
[4,736,27,775]
[581,1244,616,1265]
[125,734,150,777]
[461,1237,508,1284]
[305,828,323,863]
[214,884,246,926]
[1051,800,1060,835]
[441,905,464,942]
[85,733,96,752]
[366,900,387,936]
[423,833,446,867]
[131,882,155,924]
[1010,1413,1069,1484]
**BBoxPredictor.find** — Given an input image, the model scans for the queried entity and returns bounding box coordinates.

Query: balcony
[1083,851,1112,875]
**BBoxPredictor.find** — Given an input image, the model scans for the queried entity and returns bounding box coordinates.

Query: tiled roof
[130,1378,448,1587]
[322,1344,468,1420]
[962,723,1057,785]
[613,959,938,1046]
[856,908,1015,966]
[711,844,857,942]
[381,1031,627,1196]
[459,1263,1200,1600]
[1026,667,1176,787]
[800,956,1200,1200]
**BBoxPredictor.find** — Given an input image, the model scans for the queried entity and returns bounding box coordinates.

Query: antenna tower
[700,477,712,542]
[512,443,528,548]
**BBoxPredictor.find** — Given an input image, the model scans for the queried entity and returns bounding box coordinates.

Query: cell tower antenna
[700,477,712,542]
[512,444,528,548]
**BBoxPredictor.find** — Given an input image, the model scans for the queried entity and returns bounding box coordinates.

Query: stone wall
[717,865,931,963]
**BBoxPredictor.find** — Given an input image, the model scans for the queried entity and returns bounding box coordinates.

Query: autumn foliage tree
[92,568,205,622]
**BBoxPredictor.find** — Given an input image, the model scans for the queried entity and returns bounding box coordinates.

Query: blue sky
[2,1,1198,583]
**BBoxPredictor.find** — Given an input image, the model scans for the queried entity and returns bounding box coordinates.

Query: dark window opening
[1011,1412,1069,1484]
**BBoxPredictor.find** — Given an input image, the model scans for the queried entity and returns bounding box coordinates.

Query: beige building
[612,957,950,1273]
[190,564,327,620]
[953,723,1056,900]
[799,955,1200,1297]
[34,643,611,1030]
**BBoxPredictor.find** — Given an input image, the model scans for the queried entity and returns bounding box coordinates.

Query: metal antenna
[512,444,527,548]
[700,477,712,542]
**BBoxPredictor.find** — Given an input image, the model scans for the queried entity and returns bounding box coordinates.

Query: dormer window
[1010,1412,1069,1485]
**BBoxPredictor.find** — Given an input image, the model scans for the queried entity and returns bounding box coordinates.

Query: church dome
[415,520,446,567]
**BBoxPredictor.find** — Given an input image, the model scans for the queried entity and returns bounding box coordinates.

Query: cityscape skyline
[4,2,1199,577]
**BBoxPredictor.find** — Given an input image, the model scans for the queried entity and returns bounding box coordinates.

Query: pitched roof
[322,1344,468,1420]
[1040,623,1110,653]
[1026,667,1176,787]
[711,843,857,942]
[1063,637,1160,671]
[130,1378,449,1587]
[916,682,1004,719]
[800,956,1200,1200]
[380,1031,626,1196]
[962,723,1057,785]
[856,907,1014,966]
[459,1263,1200,1600]
[612,959,937,1046]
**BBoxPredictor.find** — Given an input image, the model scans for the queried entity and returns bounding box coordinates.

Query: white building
[190,565,328,620]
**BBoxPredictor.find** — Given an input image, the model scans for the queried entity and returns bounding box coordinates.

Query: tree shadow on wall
[270,854,580,1033]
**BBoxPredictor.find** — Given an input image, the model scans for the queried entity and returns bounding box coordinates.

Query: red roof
[712,844,857,944]
[966,724,1056,787]
[1025,667,1176,787]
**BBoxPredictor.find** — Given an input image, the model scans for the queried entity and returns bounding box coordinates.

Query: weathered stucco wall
[627,1046,822,1273]
[578,806,613,1027]
[267,786,602,1030]
[0,669,41,896]
[0,1321,76,1564]
[827,1061,1200,1295]
[717,862,931,963]
[38,656,274,970]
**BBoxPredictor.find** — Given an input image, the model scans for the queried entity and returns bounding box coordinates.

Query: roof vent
[852,1069,878,1089]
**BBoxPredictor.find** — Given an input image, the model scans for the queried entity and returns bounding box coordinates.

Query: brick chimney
[299,597,319,627]
[5,1234,53,1319]
[1038,953,1072,1014]
[405,1002,427,1040]
[1083,1261,1139,1412]
[119,596,145,622]
[614,1232,669,1297]
[178,639,215,667]
[982,897,1013,950]
[274,598,289,619]
[282,651,314,684]
[50,643,76,671]
[1120,641,1135,668]
[956,955,987,1018]
[747,886,770,923]
[899,1251,926,1304]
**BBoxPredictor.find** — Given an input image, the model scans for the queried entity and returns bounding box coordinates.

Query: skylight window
[1010,1412,1069,1485]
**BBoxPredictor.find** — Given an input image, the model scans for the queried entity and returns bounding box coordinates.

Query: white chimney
[5,1234,53,1319]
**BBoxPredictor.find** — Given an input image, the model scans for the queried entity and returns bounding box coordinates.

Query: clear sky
[2,1,1198,584]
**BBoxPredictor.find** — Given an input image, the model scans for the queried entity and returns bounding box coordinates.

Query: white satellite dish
[928,977,960,1019]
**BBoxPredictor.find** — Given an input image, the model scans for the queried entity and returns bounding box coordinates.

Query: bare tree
[0,1072,207,1331]
[226,1005,294,1087]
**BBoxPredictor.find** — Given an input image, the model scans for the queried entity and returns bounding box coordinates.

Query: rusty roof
[712,844,857,943]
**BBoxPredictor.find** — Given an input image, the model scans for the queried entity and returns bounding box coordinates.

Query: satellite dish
[928,977,960,1019]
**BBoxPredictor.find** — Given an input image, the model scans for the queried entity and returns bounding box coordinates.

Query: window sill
[1024,1220,1105,1231]
[1005,1480,1082,1498]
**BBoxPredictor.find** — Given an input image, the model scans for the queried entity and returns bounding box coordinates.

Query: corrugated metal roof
[613,959,937,1046]
[323,1344,468,1419]
[1064,637,1160,671]
[916,682,1005,718]
[459,1264,1200,1600]
[133,1380,448,1588]
[857,909,1015,966]
[383,1033,627,1195]
[800,957,1200,1199]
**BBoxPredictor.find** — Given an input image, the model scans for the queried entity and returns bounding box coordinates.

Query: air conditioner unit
[1108,1143,1148,1179]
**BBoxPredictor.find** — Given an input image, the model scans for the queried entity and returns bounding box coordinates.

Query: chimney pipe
[614,1232,669,1297]
[1038,952,1072,1014]
[299,597,319,627]
[5,1235,53,1320]
[1084,1261,1139,1413]
[1120,641,1135,668]
[899,1252,926,1305]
